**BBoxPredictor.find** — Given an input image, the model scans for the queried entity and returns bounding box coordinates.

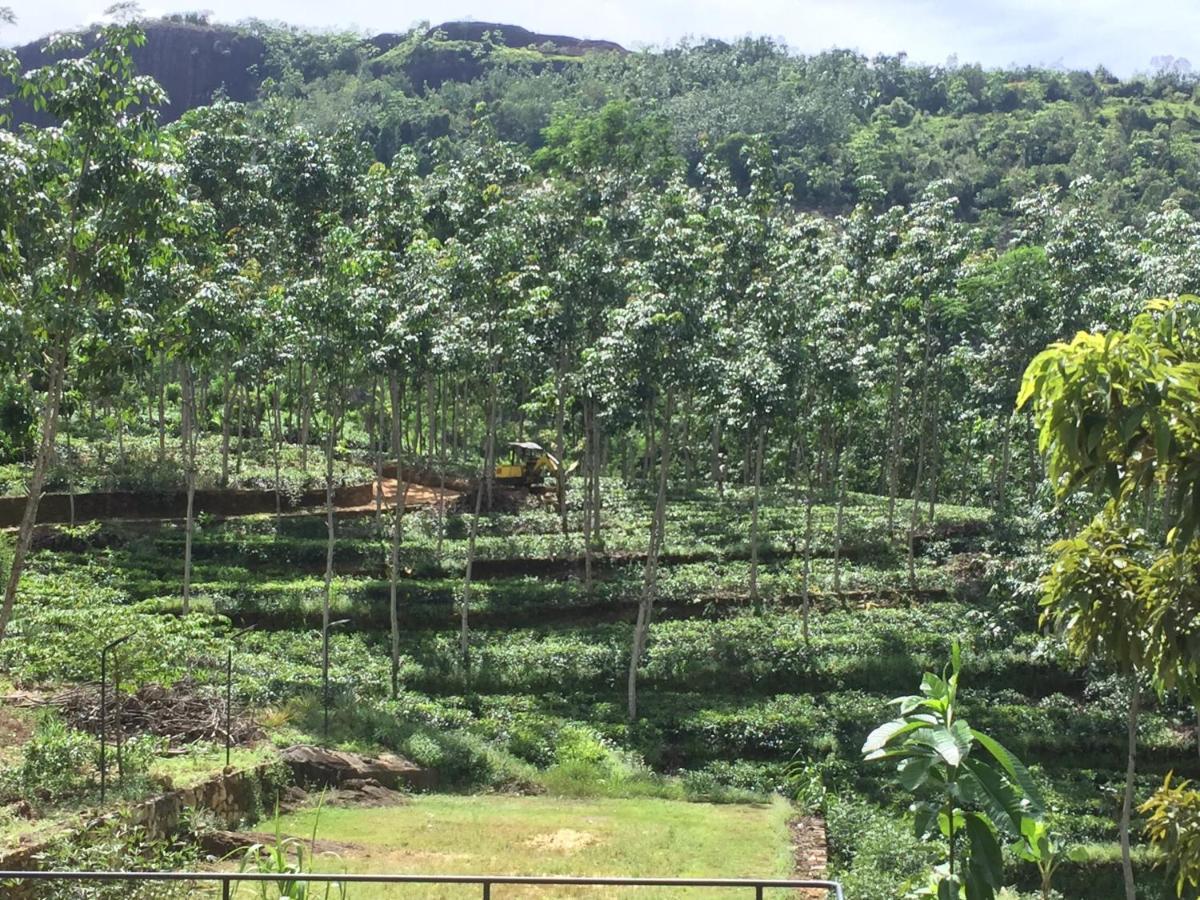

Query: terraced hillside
[0,477,1187,897]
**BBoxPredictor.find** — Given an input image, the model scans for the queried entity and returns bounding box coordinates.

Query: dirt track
[4,476,460,529]
[338,478,458,514]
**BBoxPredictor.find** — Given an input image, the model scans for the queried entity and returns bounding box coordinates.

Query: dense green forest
[246,17,1200,226]
[3,12,1200,900]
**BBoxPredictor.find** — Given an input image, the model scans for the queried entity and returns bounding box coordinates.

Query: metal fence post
[755,886,763,900]
[222,877,231,900]
[482,881,490,899]
[98,633,134,804]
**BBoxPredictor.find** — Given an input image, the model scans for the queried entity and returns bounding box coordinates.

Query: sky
[4,0,1200,75]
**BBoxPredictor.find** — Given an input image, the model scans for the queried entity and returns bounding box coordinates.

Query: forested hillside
[9,14,1200,223]
[3,13,1200,900]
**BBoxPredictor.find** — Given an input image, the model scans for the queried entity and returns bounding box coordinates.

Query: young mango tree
[864,641,1045,899]
[1019,294,1200,899]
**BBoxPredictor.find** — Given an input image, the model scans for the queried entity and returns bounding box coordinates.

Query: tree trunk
[833,472,846,596]
[554,361,568,536]
[995,416,1013,512]
[437,376,448,560]
[927,384,941,521]
[582,398,595,597]
[234,382,246,479]
[299,363,311,473]
[414,374,424,461]
[219,378,234,488]
[1120,684,1140,900]
[884,350,905,535]
[710,419,721,488]
[681,394,693,490]
[484,368,496,514]
[461,361,498,669]
[907,327,935,595]
[181,364,198,617]
[116,400,125,463]
[157,349,167,464]
[66,414,75,528]
[371,378,382,531]
[388,373,405,698]
[592,411,603,538]
[428,374,437,471]
[0,340,67,643]
[801,472,815,644]
[749,424,765,612]
[628,388,674,722]
[323,385,342,688]
[271,384,283,530]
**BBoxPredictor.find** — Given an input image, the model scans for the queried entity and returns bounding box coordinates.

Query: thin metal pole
[98,634,133,805]
[99,647,107,803]
[222,877,231,900]
[225,647,233,767]
[114,648,122,784]
[224,624,255,768]
[482,882,490,900]
[755,886,763,900]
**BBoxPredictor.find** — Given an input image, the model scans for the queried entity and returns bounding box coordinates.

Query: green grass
[270,794,799,899]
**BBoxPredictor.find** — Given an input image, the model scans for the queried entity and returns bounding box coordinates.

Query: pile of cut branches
[57,679,261,747]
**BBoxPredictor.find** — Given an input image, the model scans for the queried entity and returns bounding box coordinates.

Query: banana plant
[863,641,1045,899]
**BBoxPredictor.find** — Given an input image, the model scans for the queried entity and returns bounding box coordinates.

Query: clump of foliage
[3,712,98,802]
[862,641,1044,898]
[0,711,161,806]
[1141,774,1200,897]
[230,797,348,900]
[28,819,200,898]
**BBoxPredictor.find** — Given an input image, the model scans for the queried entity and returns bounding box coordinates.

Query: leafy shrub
[825,795,939,898]
[30,820,200,899]
[4,712,98,802]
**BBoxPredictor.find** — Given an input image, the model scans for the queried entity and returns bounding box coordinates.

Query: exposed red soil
[6,477,458,530]
[0,705,35,763]
[335,477,458,515]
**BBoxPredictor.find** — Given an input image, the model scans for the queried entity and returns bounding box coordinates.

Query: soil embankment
[0,470,459,528]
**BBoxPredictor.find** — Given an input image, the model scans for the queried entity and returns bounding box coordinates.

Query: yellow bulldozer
[494,441,564,490]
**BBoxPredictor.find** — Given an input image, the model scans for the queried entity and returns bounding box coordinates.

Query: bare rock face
[281,745,437,791]
[7,19,625,125]
[10,21,265,125]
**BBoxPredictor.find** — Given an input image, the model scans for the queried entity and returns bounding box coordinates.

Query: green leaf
[914,726,965,767]
[862,718,924,755]
[972,730,1045,815]
[959,757,1027,837]
[898,755,935,791]
[912,801,940,840]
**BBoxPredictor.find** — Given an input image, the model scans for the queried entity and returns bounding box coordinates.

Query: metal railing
[0,869,845,898]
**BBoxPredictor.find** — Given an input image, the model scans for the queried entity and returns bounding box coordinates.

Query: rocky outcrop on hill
[6,19,625,123]
[10,20,265,124]
[428,21,625,56]
[281,744,438,791]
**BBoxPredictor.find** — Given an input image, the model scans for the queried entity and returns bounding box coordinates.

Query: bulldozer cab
[495,441,560,487]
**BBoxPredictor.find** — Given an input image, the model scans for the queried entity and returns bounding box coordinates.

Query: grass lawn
[265,794,801,899]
